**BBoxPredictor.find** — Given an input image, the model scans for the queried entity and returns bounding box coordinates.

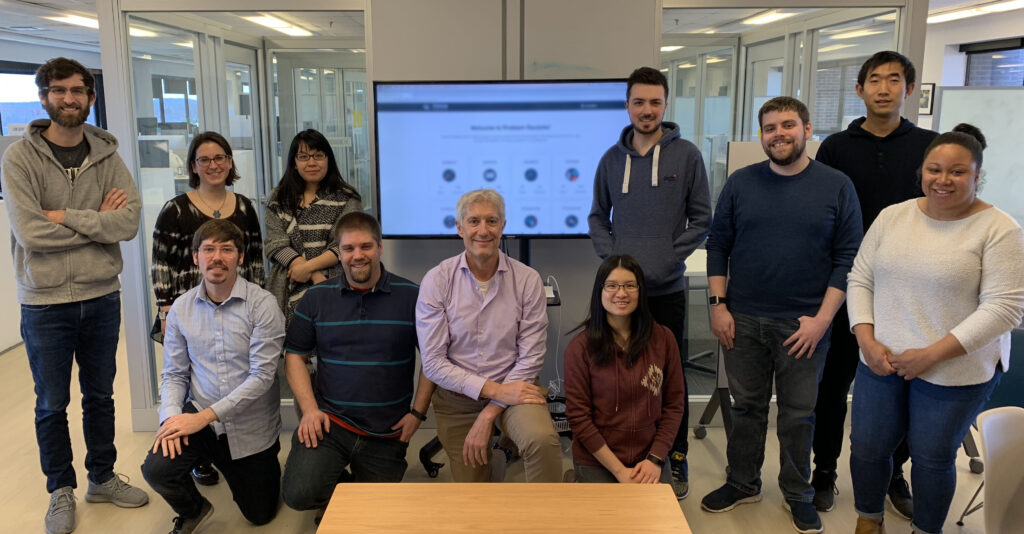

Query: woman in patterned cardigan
[151,131,265,339]
[265,129,363,325]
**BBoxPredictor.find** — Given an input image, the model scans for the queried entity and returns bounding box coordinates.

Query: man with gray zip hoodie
[0,57,148,534]
[588,66,712,499]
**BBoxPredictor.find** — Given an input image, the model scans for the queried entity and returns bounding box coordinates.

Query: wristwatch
[157,310,168,320]
[410,408,428,422]
[708,296,728,306]
[646,453,665,467]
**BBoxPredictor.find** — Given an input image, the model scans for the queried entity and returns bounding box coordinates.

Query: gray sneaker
[84,474,150,508]
[170,499,214,534]
[45,486,76,534]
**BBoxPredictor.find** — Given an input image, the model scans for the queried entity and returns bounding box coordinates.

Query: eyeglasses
[603,281,639,293]
[195,154,232,167]
[296,152,327,162]
[47,86,90,98]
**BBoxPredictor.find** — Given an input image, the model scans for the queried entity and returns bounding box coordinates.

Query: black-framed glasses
[296,152,328,162]
[195,154,232,167]
[603,281,639,293]
[47,86,90,98]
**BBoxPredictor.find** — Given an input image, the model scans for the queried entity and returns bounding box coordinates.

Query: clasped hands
[862,340,937,380]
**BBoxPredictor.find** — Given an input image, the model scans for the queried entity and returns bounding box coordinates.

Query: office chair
[956,406,1024,529]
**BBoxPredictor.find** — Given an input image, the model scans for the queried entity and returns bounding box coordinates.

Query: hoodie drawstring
[621,144,661,194]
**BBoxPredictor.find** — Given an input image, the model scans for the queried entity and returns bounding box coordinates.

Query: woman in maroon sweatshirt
[565,255,686,484]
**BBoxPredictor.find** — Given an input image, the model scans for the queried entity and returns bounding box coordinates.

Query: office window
[966,47,1024,86]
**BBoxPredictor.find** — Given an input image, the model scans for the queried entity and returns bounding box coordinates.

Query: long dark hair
[572,255,655,368]
[270,129,361,215]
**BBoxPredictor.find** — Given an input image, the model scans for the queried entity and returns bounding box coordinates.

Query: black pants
[812,305,909,475]
[648,290,689,457]
[142,407,281,525]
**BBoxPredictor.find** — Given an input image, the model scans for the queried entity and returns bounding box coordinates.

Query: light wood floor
[0,331,988,534]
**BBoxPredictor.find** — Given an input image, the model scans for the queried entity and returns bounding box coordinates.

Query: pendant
[213,210,221,219]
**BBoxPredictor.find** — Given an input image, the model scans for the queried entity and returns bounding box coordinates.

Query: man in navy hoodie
[810,51,938,519]
[588,66,712,499]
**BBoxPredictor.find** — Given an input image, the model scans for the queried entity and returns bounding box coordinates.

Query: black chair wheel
[694,426,707,439]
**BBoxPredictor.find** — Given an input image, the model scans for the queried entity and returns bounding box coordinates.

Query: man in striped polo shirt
[281,212,435,514]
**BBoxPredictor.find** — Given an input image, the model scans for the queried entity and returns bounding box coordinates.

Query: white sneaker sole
[701,493,762,513]
[783,501,824,534]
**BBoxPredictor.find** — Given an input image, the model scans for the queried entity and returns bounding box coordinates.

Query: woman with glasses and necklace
[265,129,362,325]
[564,255,686,485]
[150,130,265,487]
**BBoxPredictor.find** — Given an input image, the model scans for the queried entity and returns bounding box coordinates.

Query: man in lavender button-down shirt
[416,189,563,482]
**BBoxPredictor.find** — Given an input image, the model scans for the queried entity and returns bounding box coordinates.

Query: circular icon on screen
[443,215,457,229]
[524,215,538,228]
[565,215,579,228]
[442,169,456,182]
[524,168,538,182]
[483,168,497,182]
[565,167,580,182]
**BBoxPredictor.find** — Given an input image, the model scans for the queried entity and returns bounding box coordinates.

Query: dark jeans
[142,406,281,525]
[282,421,409,511]
[813,307,910,475]
[648,290,689,458]
[723,311,829,503]
[21,291,122,493]
[850,363,1001,534]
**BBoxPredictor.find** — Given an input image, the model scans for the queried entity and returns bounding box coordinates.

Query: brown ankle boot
[854,516,886,534]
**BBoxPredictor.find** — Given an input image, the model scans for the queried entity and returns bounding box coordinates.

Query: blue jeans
[850,362,1001,534]
[722,311,829,502]
[281,420,409,511]
[21,291,122,493]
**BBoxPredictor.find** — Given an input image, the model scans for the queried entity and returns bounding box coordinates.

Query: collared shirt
[160,276,285,460]
[284,266,420,436]
[416,251,548,400]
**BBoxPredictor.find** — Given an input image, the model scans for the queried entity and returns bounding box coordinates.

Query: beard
[44,99,91,128]
[764,137,806,167]
[346,264,372,284]
[632,115,662,135]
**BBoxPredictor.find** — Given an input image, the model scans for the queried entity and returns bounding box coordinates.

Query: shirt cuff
[273,247,301,267]
[464,375,488,401]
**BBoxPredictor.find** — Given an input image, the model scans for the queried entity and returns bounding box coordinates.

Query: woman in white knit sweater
[846,124,1024,534]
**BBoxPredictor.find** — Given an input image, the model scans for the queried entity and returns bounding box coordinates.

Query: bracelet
[646,453,665,467]
[410,408,427,421]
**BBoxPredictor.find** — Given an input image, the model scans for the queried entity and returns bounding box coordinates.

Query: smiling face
[920,143,979,218]
[192,238,243,288]
[456,201,505,265]
[856,61,913,120]
[759,109,811,167]
[40,74,94,128]
[601,267,639,320]
[627,83,667,136]
[295,142,328,185]
[338,228,382,290]
[192,141,234,188]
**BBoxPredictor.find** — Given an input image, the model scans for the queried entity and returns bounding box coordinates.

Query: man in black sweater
[811,51,938,520]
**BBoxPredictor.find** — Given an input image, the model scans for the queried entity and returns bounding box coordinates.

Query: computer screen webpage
[375,80,627,237]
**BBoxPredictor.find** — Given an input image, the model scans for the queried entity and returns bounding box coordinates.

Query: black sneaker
[811,469,838,512]
[700,483,761,513]
[669,451,689,500]
[169,499,213,534]
[887,473,913,520]
[785,500,824,534]
[190,463,219,486]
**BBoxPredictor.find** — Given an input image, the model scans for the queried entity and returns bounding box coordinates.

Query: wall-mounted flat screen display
[374,79,627,237]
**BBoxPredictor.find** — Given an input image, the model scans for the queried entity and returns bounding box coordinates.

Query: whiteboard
[934,87,1024,225]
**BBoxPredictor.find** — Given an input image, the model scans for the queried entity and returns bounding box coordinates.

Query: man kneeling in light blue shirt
[142,219,285,534]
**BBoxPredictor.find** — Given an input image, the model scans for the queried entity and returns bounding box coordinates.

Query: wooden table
[318,483,691,533]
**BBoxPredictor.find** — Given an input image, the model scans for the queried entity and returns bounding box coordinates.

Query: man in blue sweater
[281,212,435,515]
[700,97,863,534]
[810,51,938,518]
[588,66,712,499]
